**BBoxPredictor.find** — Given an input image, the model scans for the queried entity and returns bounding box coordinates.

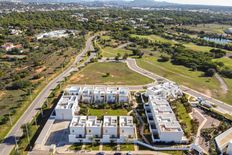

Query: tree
[158,55,170,62]
[123,53,129,60]
[115,53,121,61]
[11,80,32,90]
[205,68,216,77]
[210,49,226,58]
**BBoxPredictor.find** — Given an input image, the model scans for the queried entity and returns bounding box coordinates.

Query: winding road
[126,58,232,115]
[0,36,96,155]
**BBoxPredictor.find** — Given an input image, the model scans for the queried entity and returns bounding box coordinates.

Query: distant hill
[16,0,174,7]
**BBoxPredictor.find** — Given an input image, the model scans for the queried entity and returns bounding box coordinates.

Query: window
[89,130,91,133]
[122,130,124,133]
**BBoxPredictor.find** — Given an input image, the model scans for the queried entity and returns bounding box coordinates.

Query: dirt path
[215,73,228,94]
[116,42,132,49]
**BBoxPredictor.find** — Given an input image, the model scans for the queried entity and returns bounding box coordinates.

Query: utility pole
[14,136,18,153]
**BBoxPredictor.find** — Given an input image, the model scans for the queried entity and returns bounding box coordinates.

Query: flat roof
[86,116,102,127]
[56,95,78,110]
[103,116,117,127]
[106,87,118,94]
[119,116,133,127]
[149,97,183,133]
[94,86,106,94]
[70,116,87,127]
[215,127,232,151]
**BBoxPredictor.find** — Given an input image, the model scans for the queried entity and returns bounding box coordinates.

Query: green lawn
[101,46,133,57]
[137,55,232,105]
[69,62,153,85]
[88,108,128,117]
[181,24,231,34]
[103,144,118,151]
[120,144,135,151]
[221,78,232,104]
[84,144,100,151]
[131,34,216,53]
[174,102,192,136]
[69,144,83,151]
[101,35,111,40]
[162,151,187,155]
[130,34,175,44]
[213,57,232,68]
[183,43,213,52]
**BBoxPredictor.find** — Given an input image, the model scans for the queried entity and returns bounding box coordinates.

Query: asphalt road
[126,58,232,115]
[0,36,95,155]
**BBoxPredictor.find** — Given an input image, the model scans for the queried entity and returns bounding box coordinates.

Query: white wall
[103,126,118,138]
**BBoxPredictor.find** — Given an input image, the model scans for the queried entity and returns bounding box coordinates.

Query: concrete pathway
[215,73,228,94]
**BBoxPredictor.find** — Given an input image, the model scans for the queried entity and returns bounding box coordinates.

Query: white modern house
[118,116,135,143]
[85,116,102,142]
[55,93,79,120]
[146,82,182,99]
[118,87,130,103]
[65,86,82,100]
[215,127,232,155]
[68,116,136,144]
[106,87,118,103]
[81,86,94,104]
[144,96,184,143]
[94,86,107,104]
[69,116,87,143]
[101,116,118,143]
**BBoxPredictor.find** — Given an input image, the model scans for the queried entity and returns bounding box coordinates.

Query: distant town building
[36,30,76,40]
[1,43,22,52]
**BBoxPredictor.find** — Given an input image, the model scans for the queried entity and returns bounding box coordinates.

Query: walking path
[215,73,228,94]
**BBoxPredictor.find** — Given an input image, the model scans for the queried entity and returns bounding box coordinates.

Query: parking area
[45,120,70,147]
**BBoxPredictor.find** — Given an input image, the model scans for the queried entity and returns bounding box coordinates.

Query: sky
[156,0,232,6]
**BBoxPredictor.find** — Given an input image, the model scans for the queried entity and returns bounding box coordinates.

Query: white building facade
[55,93,79,120]
[118,116,135,143]
[94,87,107,104]
[101,116,118,143]
[144,96,184,143]
[146,82,182,99]
[81,86,94,104]
[68,116,135,144]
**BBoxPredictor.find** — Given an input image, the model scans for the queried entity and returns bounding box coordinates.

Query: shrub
[11,80,32,89]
